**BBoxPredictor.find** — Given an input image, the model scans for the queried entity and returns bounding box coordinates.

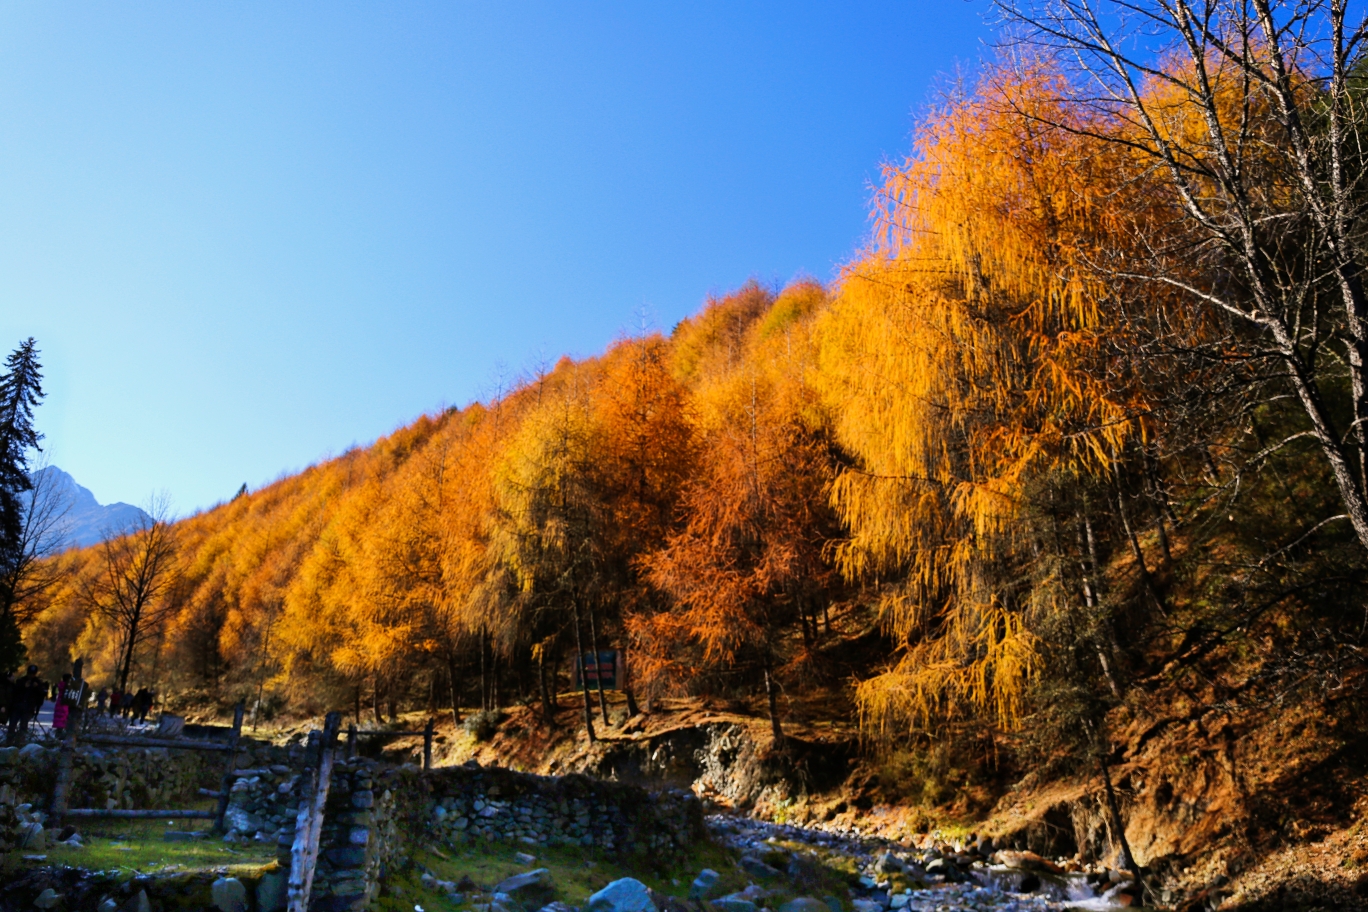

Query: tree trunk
[570,600,596,743]
[1099,753,1141,880]
[372,675,381,724]
[446,652,462,726]
[586,603,610,726]
[621,649,640,717]
[538,647,557,727]
[763,662,784,748]
[479,629,489,713]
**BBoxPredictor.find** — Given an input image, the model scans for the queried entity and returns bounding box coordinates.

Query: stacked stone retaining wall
[226,758,706,911]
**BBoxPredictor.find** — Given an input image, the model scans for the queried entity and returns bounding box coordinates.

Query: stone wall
[0,741,222,852]
[218,757,707,911]
[424,764,705,856]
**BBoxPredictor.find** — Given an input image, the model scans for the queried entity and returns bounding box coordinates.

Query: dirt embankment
[344,684,1366,911]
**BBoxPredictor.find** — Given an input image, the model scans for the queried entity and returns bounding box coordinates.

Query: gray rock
[888,896,909,910]
[874,853,903,875]
[778,899,829,912]
[536,903,577,912]
[17,743,45,760]
[689,869,722,901]
[584,878,657,912]
[710,902,758,912]
[257,871,288,912]
[211,877,248,912]
[821,897,842,912]
[851,902,880,912]
[98,900,118,912]
[495,868,556,907]
[515,851,538,865]
[33,889,62,910]
[738,856,783,881]
[122,891,151,912]
[20,822,43,849]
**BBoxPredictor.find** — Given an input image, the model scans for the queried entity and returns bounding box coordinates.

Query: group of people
[0,665,159,742]
[95,686,156,723]
[0,665,48,739]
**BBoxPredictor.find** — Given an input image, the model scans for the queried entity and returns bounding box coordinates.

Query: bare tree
[996,0,1368,551]
[1,460,72,625]
[86,494,179,694]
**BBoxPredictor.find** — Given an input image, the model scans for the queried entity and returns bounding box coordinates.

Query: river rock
[689,869,721,901]
[515,851,537,865]
[495,868,556,907]
[584,878,657,912]
[257,870,288,912]
[98,900,118,912]
[211,877,248,912]
[17,743,45,760]
[874,853,903,875]
[778,898,829,912]
[738,856,783,881]
[711,902,757,912]
[122,890,150,912]
[995,850,1064,874]
[33,889,61,910]
[536,904,577,912]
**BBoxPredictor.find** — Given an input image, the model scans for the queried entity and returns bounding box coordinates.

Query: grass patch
[370,838,746,912]
[5,817,276,876]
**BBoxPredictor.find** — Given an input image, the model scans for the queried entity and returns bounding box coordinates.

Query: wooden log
[197,788,225,798]
[213,703,246,833]
[48,660,85,827]
[63,809,217,819]
[286,711,341,912]
[80,733,235,752]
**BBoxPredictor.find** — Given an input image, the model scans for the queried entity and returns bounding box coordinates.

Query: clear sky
[0,1,995,515]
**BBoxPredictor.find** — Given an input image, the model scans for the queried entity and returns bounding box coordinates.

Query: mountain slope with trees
[13,3,1368,904]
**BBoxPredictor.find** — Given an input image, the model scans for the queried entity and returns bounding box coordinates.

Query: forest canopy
[20,5,1368,781]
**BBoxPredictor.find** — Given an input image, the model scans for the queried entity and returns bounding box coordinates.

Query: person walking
[7,666,42,740]
[0,672,13,728]
[95,687,108,714]
[130,687,152,724]
[52,673,72,732]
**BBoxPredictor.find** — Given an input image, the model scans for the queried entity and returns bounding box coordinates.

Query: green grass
[371,838,750,912]
[4,817,277,877]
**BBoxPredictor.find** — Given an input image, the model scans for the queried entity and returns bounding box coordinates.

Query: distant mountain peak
[30,466,152,550]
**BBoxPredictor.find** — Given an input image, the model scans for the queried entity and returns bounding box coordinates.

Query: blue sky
[0,1,995,515]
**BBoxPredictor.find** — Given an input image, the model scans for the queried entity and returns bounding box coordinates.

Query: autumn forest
[10,5,1368,807]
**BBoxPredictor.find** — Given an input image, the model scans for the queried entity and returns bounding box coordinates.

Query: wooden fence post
[286,712,341,912]
[48,721,79,828]
[347,723,357,760]
[48,659,86,828]
[423,718,434,770]
[213,703,246,833]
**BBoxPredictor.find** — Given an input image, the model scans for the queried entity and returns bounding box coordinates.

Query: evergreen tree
[0,338,44,671]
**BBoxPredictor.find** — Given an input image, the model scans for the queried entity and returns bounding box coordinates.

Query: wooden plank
[286,712,341,912]
[213,703,246,833]
[80,733,235,752]
[64,809,217,819]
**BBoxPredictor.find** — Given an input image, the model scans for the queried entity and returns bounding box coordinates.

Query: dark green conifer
[0,338,44,672]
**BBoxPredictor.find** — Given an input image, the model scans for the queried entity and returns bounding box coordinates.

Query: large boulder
[689,870,722,901]
[495,868,556,909]
[211,877,248,912]
[778,899,830,912]
[584,878,657,912]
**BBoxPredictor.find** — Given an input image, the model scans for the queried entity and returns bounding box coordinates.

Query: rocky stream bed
[699,814,1146,912]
